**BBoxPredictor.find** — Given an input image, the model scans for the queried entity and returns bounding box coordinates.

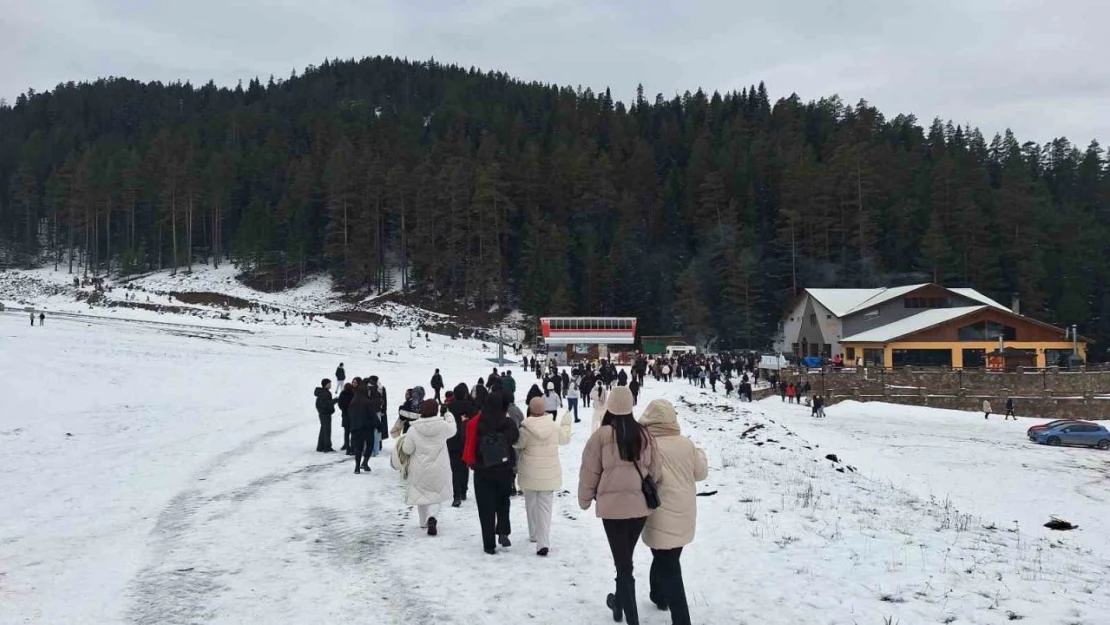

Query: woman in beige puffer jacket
[579,386,661,625]
[639,399,708,625]
[514,397,572,556]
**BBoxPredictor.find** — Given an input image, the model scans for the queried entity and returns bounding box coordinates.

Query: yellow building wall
[840,341,1087,368]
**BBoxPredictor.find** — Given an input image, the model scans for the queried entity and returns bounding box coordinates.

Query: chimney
[1011,293,1020,315]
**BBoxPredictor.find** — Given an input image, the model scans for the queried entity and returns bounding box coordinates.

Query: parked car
[1026,419,1093,439]
[1030,422,1110,450]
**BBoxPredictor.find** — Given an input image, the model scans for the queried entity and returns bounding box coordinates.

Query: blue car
[1031,422,1110,450]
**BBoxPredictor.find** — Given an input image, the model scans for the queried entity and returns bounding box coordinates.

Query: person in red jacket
[463,392,520,554]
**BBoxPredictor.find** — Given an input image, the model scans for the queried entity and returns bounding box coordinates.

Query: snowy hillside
[0,265,514,339]
[2,300,1109,624]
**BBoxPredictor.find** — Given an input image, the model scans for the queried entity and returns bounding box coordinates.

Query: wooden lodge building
[777,284,1088,369]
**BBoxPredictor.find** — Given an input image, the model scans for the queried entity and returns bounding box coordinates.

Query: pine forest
[0,56,1107,354]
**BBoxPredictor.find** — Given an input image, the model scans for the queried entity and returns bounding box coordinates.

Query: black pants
[602,517,647,579]
[434,387,442,402]
[450,453,470,499]
[342,426,350,450]
[650,547,690,624]
[316,414,332,451]
[474,472,513,550]
[351,428,370,466]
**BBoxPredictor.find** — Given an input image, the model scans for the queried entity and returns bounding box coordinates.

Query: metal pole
[498,326,505,366]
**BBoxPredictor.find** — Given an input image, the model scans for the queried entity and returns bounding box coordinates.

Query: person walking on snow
[338,382,355,452]
[640,399,708,625]
[581,374,595,408]
[578,386,661,625]
[348,380,382,473]
[567,380,581,423]
[515,397,572,556]
[393,386,425,438]
[38,312,44,326]
[462,392,521,554]
[983,399,992,419]
[400,399,457,535]
[335,363,346,394]
[447,383,477,506]
[368,376,388,455]
[591,382,609,433]
[30,311,34,326]
[544,382,562,420]
[431,369,445,402]
[314,379,338,452]
[1005,397,1016,420]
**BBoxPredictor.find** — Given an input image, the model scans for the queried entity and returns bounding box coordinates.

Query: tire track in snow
[126,426,295,625]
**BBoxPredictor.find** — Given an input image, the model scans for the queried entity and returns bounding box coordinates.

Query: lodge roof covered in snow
[840,306,988,343]
[804,284,1008,319]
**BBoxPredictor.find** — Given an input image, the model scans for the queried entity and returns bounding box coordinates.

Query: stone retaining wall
[777,367,1110,420]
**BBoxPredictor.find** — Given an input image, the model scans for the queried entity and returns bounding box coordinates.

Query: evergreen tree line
[0,56,1106,353]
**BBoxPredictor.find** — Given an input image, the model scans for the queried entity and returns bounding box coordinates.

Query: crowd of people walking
[312,357,710,625]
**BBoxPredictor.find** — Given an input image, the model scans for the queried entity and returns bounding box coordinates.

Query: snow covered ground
[3,270,1110,624]
[0,264,474,333]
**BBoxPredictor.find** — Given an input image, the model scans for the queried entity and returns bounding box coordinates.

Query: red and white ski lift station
[539,317,637,362]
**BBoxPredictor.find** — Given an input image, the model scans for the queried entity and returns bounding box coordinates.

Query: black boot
[649,590,668,611]
[606,590,623,623]
[617,577,639,625]
[361,461,370,472]
[451,497,461,508]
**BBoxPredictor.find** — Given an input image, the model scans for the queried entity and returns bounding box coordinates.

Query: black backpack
[479,430,511,468]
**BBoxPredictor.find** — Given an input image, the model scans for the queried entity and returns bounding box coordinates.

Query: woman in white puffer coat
[514,397,572,556]
[590,383,608,432]
[639,399,708,625]
[400,399,457,536]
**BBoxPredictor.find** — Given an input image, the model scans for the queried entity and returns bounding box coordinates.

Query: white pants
[524,490,554,550]
[416,503,440,528]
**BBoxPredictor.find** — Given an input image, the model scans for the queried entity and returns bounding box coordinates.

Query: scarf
[645,421,681,438]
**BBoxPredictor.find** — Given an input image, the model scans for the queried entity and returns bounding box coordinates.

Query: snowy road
[3,310,1110,624]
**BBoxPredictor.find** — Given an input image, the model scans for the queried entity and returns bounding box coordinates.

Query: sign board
[759,354,785,370]
[574,343,590,355]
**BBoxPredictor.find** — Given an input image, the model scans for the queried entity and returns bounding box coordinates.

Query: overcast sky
[3,0,1106,146]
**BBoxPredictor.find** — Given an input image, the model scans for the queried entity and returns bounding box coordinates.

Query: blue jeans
[370,430,382,457]
[568,398,579,421]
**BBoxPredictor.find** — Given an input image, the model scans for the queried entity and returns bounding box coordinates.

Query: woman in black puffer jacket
[447,383,477,507]
[338,382,355,454]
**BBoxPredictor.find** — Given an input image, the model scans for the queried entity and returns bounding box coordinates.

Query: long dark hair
[601,411,650,462]
[478,391,507,434]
